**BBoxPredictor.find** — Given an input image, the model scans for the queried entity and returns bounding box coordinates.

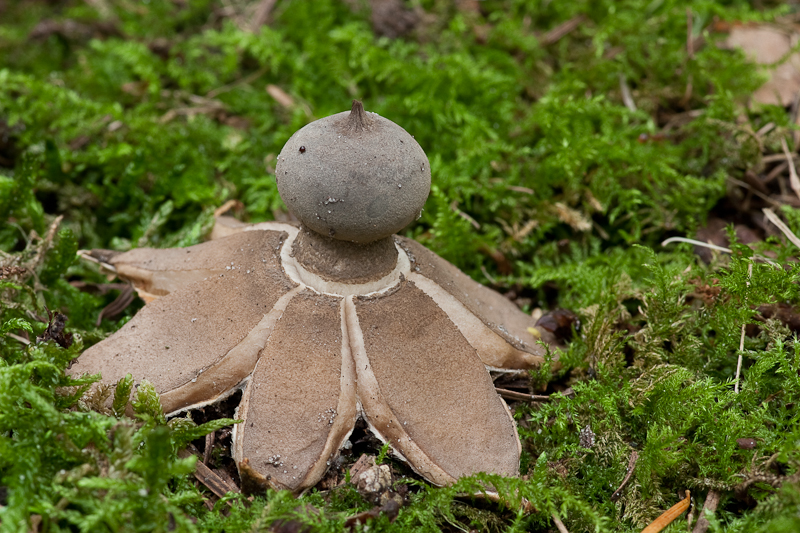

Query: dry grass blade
[734,261,753,394]
[661,237,778,266]
[641,490,691,533]
[266,84,295,108]
[450,200,480,229]
[762,207,800,249]
[661,236,731,253]
[5,332,30,345]
[619,73,637,112]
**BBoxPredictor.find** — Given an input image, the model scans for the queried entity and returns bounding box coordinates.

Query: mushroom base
[291,225,398,284]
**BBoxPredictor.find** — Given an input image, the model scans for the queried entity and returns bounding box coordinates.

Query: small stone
[356,464,392,498]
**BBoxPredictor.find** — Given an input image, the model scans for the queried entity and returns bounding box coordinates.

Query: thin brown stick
[763,152,798,164]
[495,388,551,402]
[204,431,216,465]
[551,512,570,533]
[266,84,295,108]
[726,177,782,207]
[206,66,268,99]
[641,491,691,533]
[619,73,637,112]
[178,449,239,501]
[755,122,776,138]
[764,160,788,184]
[95,284,135,326]
[214,199,244,218]
[686,8,694,59]
[691,490,720,533]
[450,200,480,229]
[541,14,587,45]
[480,265,497,285]
[251,0,278,31]
[611,451,639,500]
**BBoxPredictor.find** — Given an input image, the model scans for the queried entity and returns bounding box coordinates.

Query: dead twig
[95,284,135,326]
[540,14,587,45]
[266,84,295,108]
[755,122,776,138]
[480,265,497,285]
[251,0,278,31]
[619,73,637,112]
[214,200,245,218]
[495,388,552,402]
[661,109,703,133]
[160,94,226,124]
[204,431,215,465]
[780,137,800,200]
[551,512,571,533]
[727,176,782,208]
[611,450,639,501]
[450,200,480,229]
[763,152,799,164]
[764,160,788,184]
[178,448,239,502]
[78,250,118,274]
[691,490,720,533]
[205,66,268,99]
[641,490,691,533]
[792,91,800,147]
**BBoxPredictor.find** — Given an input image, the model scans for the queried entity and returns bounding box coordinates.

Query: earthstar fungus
[72,101,548,493]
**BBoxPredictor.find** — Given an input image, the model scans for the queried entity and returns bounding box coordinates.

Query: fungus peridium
[72,101,554,494]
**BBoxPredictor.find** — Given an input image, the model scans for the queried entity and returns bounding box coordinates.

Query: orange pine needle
[641,491,691,533]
